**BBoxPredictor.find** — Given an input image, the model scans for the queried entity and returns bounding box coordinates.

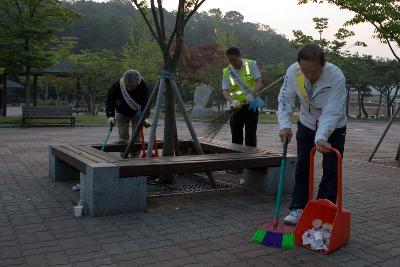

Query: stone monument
[191,84,217,119]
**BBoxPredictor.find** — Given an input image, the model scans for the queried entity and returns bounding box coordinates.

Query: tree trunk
[24,68,31,106]
[1,74,7,116]
[163,80,176,157]
[45,77,48,105]
[91,95,96,115]
[357,91,361,118]
[389,85,399,117]
[376,93,383,118]
[345,87,350,117]
[386,94,391,118]
[32,75,38,106]
[360,94,368,118]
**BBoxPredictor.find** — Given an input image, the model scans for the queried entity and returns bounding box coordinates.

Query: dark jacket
[106,79,149,118]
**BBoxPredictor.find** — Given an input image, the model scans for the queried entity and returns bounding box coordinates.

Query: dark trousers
[290,121,346,210]
[230,105,259,147]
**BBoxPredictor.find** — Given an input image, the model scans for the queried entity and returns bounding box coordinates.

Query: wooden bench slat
[61,145,109,164]
[119,156,281,177]
[52,145,96,173]
[117,152,274,165]
[76,145,121,162]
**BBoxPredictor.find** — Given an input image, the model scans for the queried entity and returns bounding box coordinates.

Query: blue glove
[135,110,143,119]
[248,96,265,111]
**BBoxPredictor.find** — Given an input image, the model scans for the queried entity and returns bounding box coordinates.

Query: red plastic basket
[140,127,158,158]
[294,147,351,254]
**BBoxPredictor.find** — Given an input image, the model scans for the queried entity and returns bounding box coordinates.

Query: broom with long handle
[204,76,284,140]
[252,140,295,249]
[101,124,113,152]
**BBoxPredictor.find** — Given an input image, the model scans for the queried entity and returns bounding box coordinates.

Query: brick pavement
[0,121,399,266]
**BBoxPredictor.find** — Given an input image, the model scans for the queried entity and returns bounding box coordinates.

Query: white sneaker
[284,209,303,225]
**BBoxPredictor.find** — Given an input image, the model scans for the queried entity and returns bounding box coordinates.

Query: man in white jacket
[278,44,347,225]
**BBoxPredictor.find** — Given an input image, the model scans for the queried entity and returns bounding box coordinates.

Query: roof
[6,79,24,89]
[31,60,83,76]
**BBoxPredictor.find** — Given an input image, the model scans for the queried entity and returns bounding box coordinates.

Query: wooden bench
[49,139,296,216]
[22,106,75,127]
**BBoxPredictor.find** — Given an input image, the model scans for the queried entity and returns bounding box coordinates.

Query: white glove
[107,117,115,127]
[230,99,241,109]
[143,119,152,128]
[246,93,255,103]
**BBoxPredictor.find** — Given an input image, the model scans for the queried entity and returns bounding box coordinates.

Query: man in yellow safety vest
[222,47,263,147]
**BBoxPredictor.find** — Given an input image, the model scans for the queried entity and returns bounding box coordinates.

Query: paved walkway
[0,121,399,267]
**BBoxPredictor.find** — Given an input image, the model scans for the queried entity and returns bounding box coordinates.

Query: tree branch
[184,0,206,26]
[171,0,185,68]
[150,0,164,47]
[130,0,161,47]
[157,0,166,42]
[31,0,43,18]
[167,0,206,52]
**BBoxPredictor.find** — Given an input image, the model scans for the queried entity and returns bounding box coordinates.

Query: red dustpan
[294,147,351,254]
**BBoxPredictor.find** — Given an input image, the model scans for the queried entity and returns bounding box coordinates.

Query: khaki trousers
[115,112,139,144]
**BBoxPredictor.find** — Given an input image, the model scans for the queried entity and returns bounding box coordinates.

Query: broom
[203,76,284,140]
[101,124,113,151]
[252,140,295,249]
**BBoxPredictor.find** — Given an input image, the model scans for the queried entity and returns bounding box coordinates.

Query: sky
[96,0,399,59]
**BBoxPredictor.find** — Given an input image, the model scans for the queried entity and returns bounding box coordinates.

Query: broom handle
[101,125,113,152]
[255,76,284,96]
[273,140,288,222]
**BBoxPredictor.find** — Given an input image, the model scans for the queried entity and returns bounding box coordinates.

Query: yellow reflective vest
[223,59,256,102]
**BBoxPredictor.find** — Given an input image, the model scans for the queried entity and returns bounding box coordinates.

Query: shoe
[284,209,303,225]
[72,184,80,191]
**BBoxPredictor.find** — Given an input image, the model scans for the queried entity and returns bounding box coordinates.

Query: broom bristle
[203,110,234,140]
[262,231,283,248]
[252,228,266,244]
[282,233,295,249]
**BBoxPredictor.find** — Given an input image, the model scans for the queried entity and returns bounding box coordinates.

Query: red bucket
[140,127,158,158]
[294,147,351,254]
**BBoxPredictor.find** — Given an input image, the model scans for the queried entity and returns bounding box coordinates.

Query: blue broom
[252,140,295,249]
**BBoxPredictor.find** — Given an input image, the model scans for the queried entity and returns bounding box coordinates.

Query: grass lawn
[0,111,395,126]
[0,114,107,126]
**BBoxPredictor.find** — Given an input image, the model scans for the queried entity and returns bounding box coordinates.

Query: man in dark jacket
[106,69,149,144]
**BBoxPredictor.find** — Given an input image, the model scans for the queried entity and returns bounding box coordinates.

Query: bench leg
[244,156,297,195]
[83,164,147,216]
[49,146,80,181]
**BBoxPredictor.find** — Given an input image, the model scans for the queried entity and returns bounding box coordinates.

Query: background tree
[130,0,208,157]
[122,18,163,86]
[298,0,400,61]
[71,50,123,115]
[313,17,329,44]
[0,0,79,105]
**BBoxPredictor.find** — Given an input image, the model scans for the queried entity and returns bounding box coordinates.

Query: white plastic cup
[314,231,324,248]
[74,205,83,217]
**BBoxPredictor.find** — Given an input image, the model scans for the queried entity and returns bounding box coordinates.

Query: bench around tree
[49,139,296,216]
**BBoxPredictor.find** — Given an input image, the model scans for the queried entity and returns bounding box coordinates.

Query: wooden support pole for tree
[174,122,180,156]
[122,79,160,159]
[368,104,400,162]
[146,79,165,158]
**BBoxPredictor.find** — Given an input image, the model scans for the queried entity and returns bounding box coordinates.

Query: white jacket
[278,62,347,142]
